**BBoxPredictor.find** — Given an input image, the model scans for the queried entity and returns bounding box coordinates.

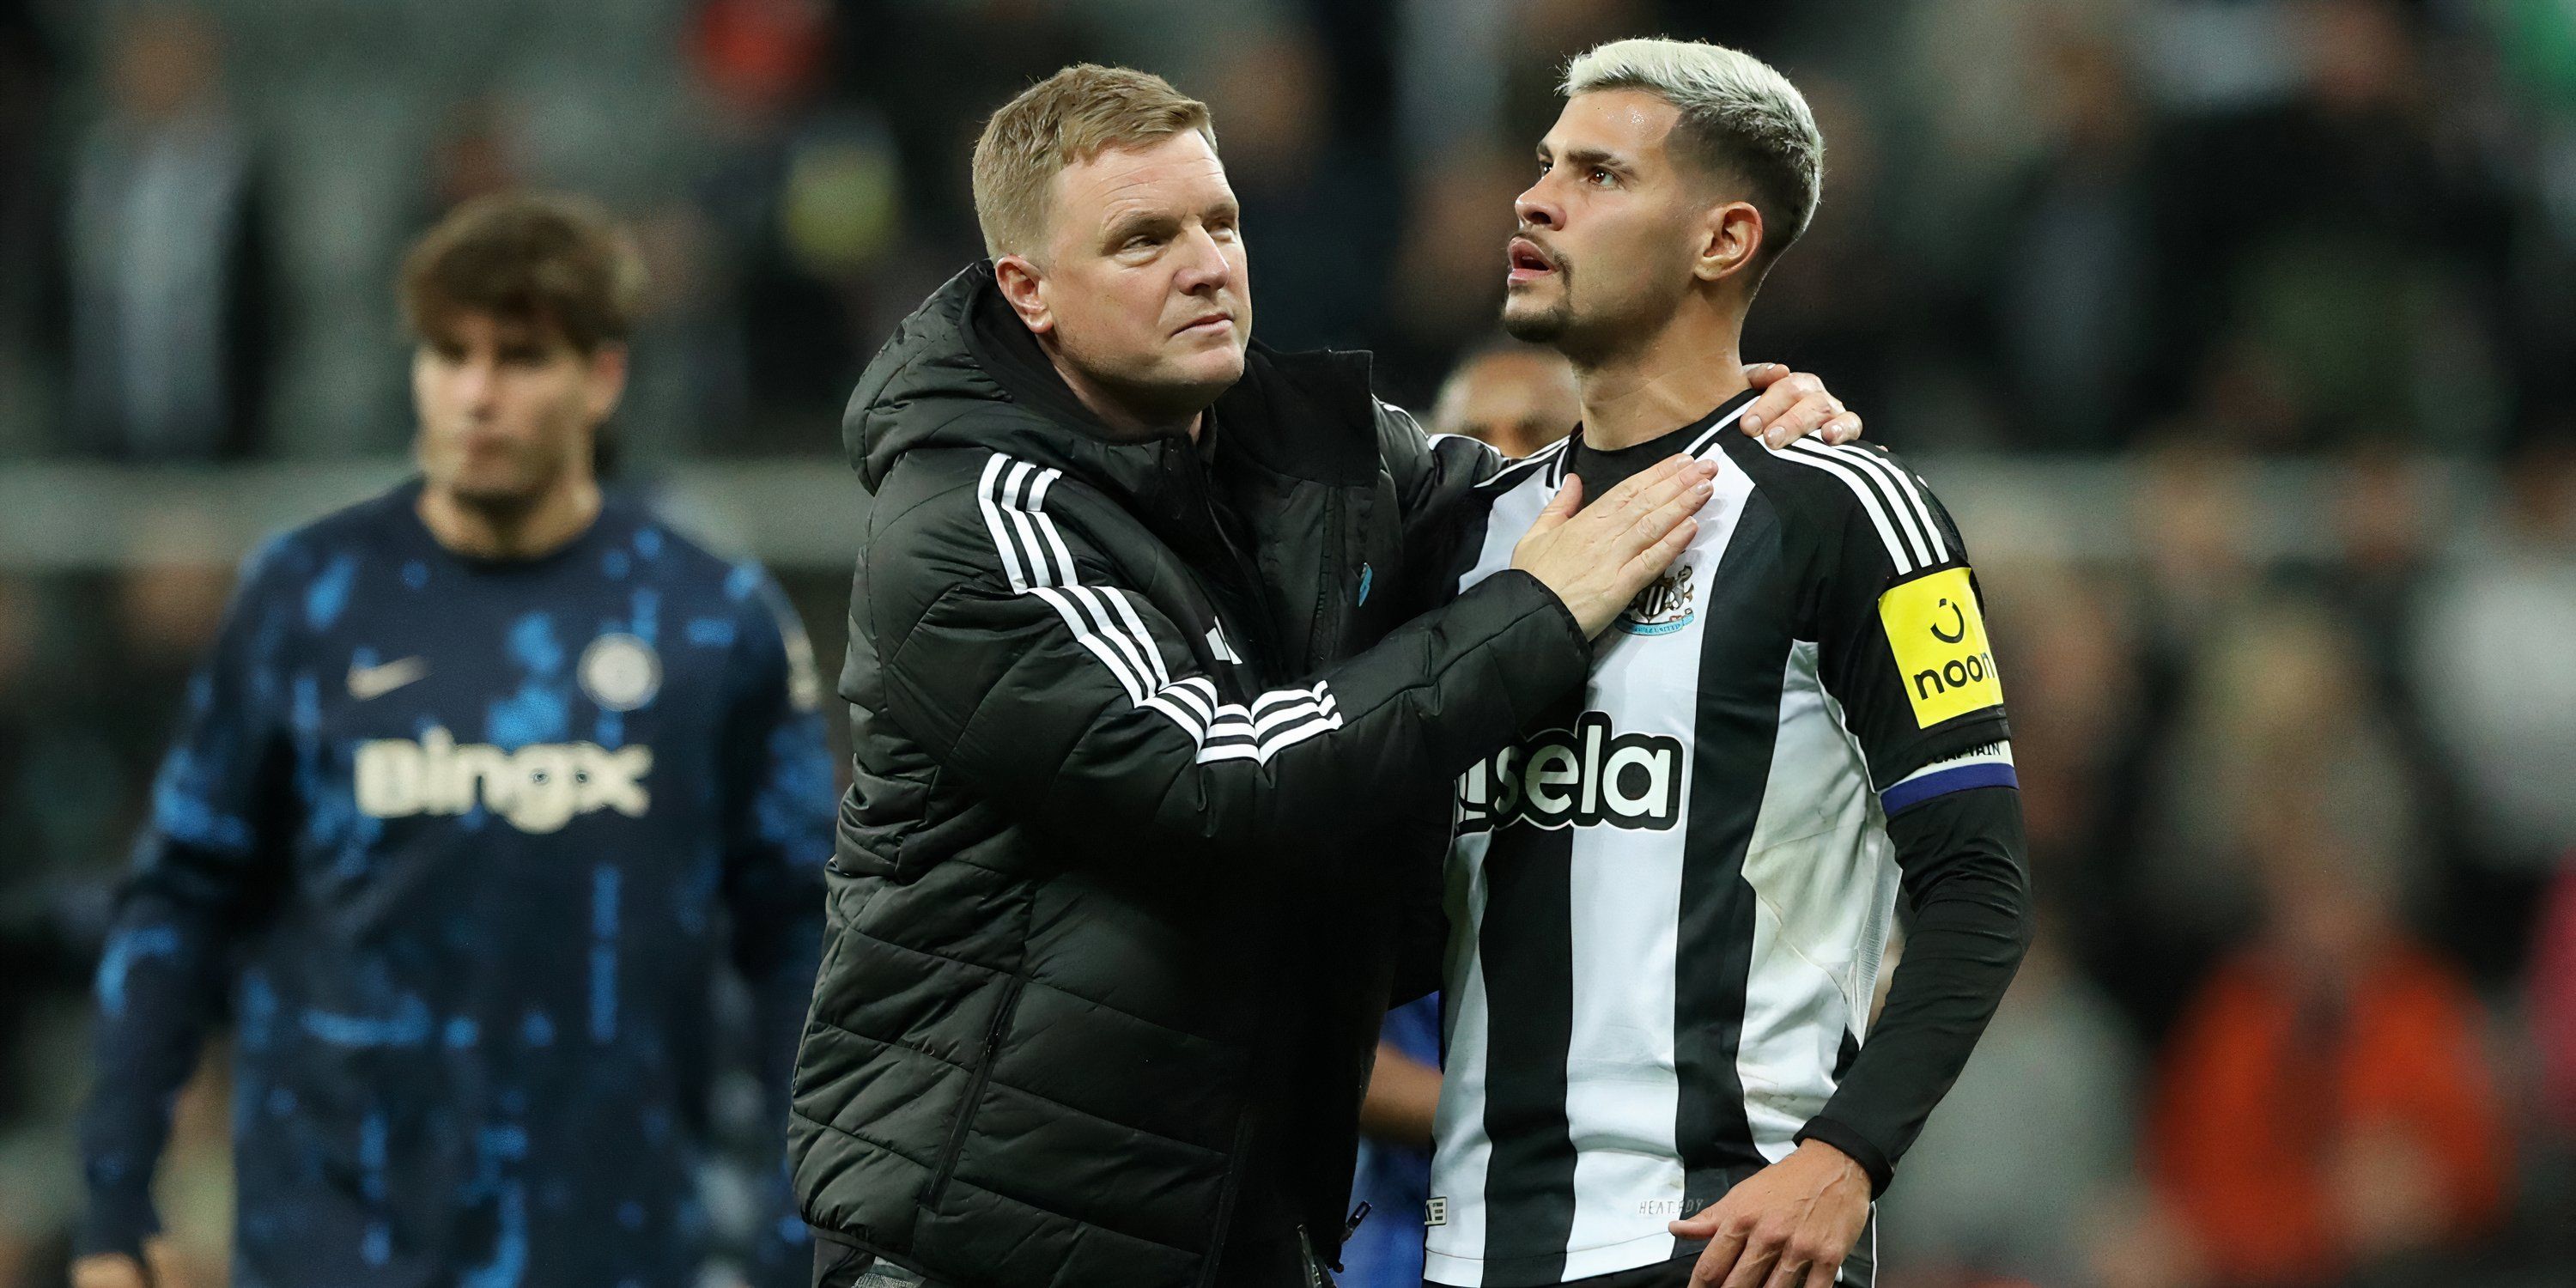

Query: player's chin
[1499,295,1571,344]
[444,462,550,507]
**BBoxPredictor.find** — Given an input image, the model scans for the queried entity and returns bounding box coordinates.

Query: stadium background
[3,0,2574,1285]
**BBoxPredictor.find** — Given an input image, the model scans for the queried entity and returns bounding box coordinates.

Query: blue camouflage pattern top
[79,481,835,1288]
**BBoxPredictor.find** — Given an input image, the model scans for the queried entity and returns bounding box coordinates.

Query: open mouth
[1508,238,1558,283]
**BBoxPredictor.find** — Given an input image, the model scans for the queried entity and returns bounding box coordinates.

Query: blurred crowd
[3,0,2576,1286]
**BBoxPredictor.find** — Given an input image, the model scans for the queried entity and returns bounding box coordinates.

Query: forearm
[908,568,1588,856]
[725,861,826,1288]
[78,886,236,1256]
[1358,1043,1443,1147]
[1798,787,2032,1192]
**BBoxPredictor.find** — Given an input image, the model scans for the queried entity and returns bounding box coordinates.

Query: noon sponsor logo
[355,726,651,834]
[1878,566,2003,728]
[1455,711,1684,834]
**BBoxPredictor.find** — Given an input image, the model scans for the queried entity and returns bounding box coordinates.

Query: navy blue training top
[80,481,835,1288]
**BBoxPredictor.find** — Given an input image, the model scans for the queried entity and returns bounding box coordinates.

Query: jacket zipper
[1194,1109,1261,1288]
[922,972,1026,1207]
[1306,488,1346,671]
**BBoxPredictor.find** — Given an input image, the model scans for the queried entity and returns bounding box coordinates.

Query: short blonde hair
[971,64,1218,260]
[1564,38,1823,265]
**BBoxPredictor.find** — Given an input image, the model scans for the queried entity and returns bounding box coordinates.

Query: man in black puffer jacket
[788,65,1851,1288]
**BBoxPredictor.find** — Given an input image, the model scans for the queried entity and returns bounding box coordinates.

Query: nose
[1172,221,1230,296]
[453,356,501,415]
[1515,183,1562,233]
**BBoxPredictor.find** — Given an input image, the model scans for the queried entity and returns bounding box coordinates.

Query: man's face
[1503,89,1710,354]
[412,312,623,507]
[1433,350,1582,459]
[1018,131,1252,428]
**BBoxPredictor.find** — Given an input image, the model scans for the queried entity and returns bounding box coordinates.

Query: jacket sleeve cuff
[1793,1116,1895,1197]
[1467,568,1589,702]
[76,1189,161,1261]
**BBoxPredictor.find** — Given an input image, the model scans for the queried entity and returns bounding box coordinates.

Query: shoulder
[1720,437,1961,580]
[606,494,742,583]
[235,485,418,619]
[860,447,1141,640]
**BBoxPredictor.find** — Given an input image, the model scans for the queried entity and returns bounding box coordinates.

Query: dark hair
[398,191,644,354]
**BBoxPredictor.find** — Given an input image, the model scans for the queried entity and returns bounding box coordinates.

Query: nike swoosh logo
[348,657,429,701]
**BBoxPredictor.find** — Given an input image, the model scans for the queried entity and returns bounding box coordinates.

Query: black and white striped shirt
[1423,390,2024,1287]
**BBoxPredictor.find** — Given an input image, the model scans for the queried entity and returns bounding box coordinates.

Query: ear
[585,342,630,422]
[1693,200,1765,284]
[993,254,1054,335]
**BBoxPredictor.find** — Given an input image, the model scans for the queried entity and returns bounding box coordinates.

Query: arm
[1795,483,2033,1187]
[1677,465,2032,1288]
[1796,775,2032,1186]
[1357,1043,1442,1148]
[714,568,835,1288]
[872,453,1707,857]
[77,546,298,1268]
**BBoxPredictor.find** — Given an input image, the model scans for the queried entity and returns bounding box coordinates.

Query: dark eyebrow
[1559,146,1630,175]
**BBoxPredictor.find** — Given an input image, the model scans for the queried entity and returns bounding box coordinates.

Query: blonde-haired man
[1420,39,2032,1288]
[788,64,1860,1288]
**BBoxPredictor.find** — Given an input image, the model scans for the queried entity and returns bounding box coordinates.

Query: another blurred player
[75,194,835,1288]
[1418,40,2032,1288]
[1429,342,1581,460]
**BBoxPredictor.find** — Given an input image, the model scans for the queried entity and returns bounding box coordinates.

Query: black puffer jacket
[787,264,1583,1288]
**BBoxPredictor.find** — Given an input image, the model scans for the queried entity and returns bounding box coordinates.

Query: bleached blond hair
[1564,38,1824,266]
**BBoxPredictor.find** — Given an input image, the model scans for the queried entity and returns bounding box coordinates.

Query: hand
[1741,364,1861,449]
[1510,455,1716,637]
[73,1240,180,1288]
[1669,1140,1873,1288]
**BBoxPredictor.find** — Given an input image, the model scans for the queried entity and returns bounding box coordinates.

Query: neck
[1037,336,1207,442]
[1571,295,1747,451]
[416,467,602,562]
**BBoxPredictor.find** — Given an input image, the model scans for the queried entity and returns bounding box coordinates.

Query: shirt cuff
[1792,1116,1895,1197]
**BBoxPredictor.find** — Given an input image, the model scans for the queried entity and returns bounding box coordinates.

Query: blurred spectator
[1978,27,2160,449]
[1878,920,2145,1286]
[2151,0,2513,449]
[1376,145,1522,405]
[0,0,59,453]
[1197,20,1391,353]
[2534,863,2576,1136]
[684,0,906,451]
[2409,431,2576,876]
[1745,75,1910,443]
[2141,600,2429,964]
[1425,338,1577,458]
[62,5,268,461]
[2150,792,2510,1287]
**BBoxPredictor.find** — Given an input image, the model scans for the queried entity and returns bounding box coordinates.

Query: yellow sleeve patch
[1879,566,2002,728]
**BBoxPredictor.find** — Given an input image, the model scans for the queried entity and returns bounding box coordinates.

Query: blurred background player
[71,193,834,1288]
[1426,340,1580,460]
